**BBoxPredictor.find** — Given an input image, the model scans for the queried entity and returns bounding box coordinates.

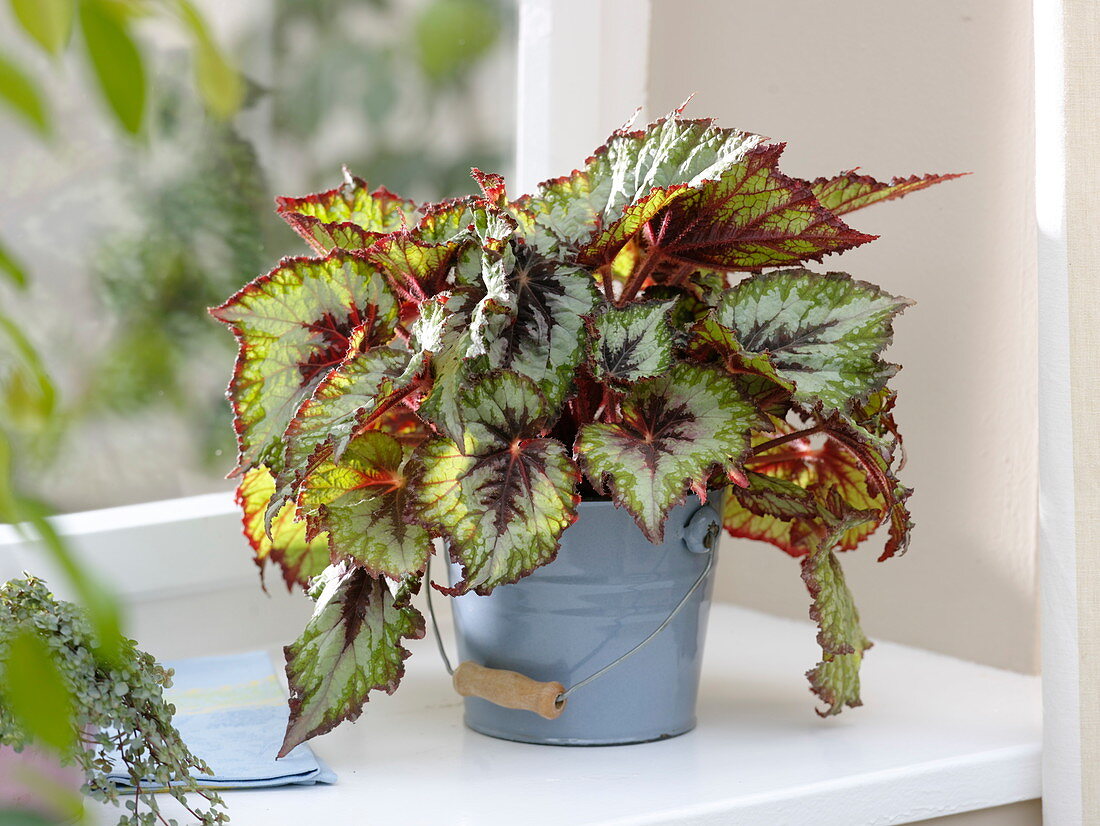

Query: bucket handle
[426,503,721,720]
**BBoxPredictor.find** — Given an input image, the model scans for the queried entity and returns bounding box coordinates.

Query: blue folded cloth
[108,650,337,790]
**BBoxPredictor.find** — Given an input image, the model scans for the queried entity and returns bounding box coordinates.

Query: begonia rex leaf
[408,371,579,595]
[712,269,910,414]
[810,171,966,216]
[276,169,417,253]
[590,300,676,384]
[575,363,761,542]
[280,564,424,756]
[297,431,431,579]
[237,465,329,591]
[210,251,398,474]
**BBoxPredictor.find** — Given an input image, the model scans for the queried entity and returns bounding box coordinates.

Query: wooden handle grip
[452,661,566,720]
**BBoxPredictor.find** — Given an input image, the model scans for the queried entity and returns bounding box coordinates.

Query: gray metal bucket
[447,493,721,746]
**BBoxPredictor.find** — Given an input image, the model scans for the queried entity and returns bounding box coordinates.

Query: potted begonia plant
[212,109,959,750]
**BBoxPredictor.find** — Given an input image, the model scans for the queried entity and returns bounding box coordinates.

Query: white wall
[644,0,1038,673]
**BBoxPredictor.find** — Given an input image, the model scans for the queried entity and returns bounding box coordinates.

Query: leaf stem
[618,248,663,305]
[598,264,615,301]
[750,424,823,456]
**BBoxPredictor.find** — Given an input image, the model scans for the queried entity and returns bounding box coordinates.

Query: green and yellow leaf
[210,252,399,474]
[11,0,74,56]
[280,564,424,756]
[298,431,431,579]
[281,346,417,486]
[0,53,51,136]
[79,0,146,135]
[238,465,329,591]
[276,170,418,254]
[408,371,579,595]
[810,170,966,216]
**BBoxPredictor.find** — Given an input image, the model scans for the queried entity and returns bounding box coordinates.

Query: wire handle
[425,504,719,715]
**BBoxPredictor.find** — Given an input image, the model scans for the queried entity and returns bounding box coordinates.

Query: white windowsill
[102,609,1039,826]
[1,496,1039,825]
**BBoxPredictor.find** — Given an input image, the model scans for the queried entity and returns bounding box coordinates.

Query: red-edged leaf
[824,419,913,561]
[727,415,912,560]
[802,509,876,716]
[276,170,418,254]
[237,466,329,591]
[721,470,823,556]
[703,269,910,415]
[471,168,507,206]
[809,170,966,216]
[210,251,399,474]
[516,113,766,246]
[407,371,580,595]
[281,346,419,488]
[575,363,762,542]
[365,232,464,301]
[298,431,431,578]
[585,144,875,272]
[280,564,424,756]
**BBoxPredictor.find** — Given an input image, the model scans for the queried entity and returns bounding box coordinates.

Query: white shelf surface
[90,603,1040,826]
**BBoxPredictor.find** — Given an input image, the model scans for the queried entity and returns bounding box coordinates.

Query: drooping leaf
[519,112,765,245]
[210,252,399,474]
[802,514,875,716]
[298,431,431,578]
[408,371,580,595]
[276,170,418,254]
[589,299,675,384]
[824,418,913,561]
[477,246,599,410]
[238,465,329,591]
[576,363,761,542]
[10,0,74,56]
[0,53,51,135]
[712,269,911,414]
[726,415,912,559]
[584,144,875,271]
[810,170,966,216]
[722,470,822,554]
[78,0,146,135]
[280,564,424,756]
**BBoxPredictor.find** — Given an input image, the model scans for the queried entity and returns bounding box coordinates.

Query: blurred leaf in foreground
[78,0,146,134]
[0,54,51,136]
[9,0,74,57]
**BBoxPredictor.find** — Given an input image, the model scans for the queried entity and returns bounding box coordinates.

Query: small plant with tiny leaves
[0,577,227,826]
[212,107,961,757]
